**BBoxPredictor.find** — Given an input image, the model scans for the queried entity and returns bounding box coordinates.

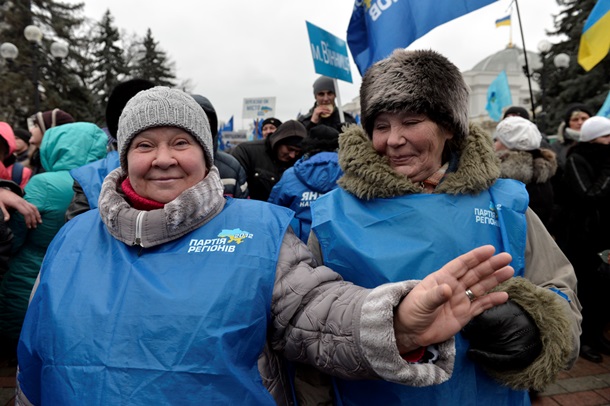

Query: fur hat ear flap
[359,49,470,142]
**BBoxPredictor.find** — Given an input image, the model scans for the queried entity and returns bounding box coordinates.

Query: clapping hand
[394,245,514,353]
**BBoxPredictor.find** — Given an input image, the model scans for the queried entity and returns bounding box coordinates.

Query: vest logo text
[187,228,254,253]
[474,202,501,227]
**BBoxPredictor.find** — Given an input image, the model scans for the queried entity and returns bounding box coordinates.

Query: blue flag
[217,116,234,151]
[486,71,512,122]
[598,91,610,117]
[221,116,234,132]
[347,0,497,76]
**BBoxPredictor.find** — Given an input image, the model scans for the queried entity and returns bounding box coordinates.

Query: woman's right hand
[393,245,514,353]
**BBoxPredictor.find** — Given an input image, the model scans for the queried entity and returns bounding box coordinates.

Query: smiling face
[372,112,453,183]
[127,126,207,204]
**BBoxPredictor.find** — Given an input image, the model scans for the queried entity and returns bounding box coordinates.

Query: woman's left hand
[393,245,513,353]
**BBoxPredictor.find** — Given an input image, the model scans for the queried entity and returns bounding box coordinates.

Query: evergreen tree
[538,0,610,132]
[89,9,129,123]
[131,28,176,88]
[0,0,90,127]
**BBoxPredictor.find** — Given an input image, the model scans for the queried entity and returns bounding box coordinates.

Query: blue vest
[69,151,120,209]
[311,180,530,406]
[18,198,293,405]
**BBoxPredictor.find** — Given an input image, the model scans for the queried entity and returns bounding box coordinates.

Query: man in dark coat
[298,76,356,133]
[231,120,306,201]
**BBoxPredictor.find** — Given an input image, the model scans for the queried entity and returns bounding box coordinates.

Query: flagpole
[514,0,536,120]
[333,78,345,123]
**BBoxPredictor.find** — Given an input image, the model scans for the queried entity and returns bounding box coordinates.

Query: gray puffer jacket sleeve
[271,228,455,386]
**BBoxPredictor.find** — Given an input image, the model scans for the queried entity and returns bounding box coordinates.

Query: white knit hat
[580,116,610,142]
[117,86,213,171]
[494,116,542,151]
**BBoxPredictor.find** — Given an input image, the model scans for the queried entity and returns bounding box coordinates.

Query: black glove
[461,299,542,371]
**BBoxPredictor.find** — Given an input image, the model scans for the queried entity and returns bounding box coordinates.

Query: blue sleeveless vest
[69,151,120,209]
[18,198,293,405]
[311,179,531,406]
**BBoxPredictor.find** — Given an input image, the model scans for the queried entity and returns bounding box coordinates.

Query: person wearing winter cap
[0,122,33,188]
[261,117,282,139]
[547,103,593,288]
[232,119,306,200]
[65,79,156,221]
[190,93,248,198]
[561,114,610,364]
[16,85,515,405]
[494,116,557,227]
[550,103,593,169]
[503,106,531,121]
[12,128,31,164]
[304,49,580,405]
[580,115,610,143]
[298,75,356,133]
[26,108,75,175]
[268,125,342,242]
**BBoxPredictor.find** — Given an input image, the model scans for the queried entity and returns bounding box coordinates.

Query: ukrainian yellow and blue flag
[578,0,610,71]
[495,15,511,27]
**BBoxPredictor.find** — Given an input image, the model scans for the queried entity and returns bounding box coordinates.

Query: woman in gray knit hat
[15,86,515,405]
[306,49,581,405]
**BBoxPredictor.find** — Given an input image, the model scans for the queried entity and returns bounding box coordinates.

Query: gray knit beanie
[117,86,214,171]
[313,76,335,95]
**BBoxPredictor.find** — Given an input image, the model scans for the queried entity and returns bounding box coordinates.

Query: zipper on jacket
[134,211,144,247]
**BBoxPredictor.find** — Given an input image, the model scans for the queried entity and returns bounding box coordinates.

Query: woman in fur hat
[494,116,557,228]
[307,49,581,406]
[16,87,515,405]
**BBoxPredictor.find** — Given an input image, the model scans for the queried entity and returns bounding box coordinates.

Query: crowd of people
[0,46,608,405]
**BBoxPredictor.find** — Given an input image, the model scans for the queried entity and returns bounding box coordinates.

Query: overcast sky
[66,0,563,129]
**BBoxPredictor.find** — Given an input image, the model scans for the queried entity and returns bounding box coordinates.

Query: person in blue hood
[0,122,108,361]
[16,86,516,406]
[268,125,342,242]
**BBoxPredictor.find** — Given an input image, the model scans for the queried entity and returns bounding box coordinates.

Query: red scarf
[121,178,165,211]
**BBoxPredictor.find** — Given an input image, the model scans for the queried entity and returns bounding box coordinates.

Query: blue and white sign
[306,21,353,83]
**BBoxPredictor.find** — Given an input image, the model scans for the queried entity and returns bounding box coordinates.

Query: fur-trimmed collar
[337,123,500,199]
[496,149,557,185]
[98,166,225,248]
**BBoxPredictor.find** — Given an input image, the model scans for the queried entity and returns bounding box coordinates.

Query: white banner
[242,97,276,119]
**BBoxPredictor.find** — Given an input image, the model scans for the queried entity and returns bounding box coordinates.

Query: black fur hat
[360,49,469,142]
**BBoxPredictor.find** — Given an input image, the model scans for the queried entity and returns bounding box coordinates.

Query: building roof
[470,45,541,73]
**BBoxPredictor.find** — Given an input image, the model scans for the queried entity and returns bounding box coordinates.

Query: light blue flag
[486,71,512,122]
[597,91,610,117]
[347,0,497,75]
